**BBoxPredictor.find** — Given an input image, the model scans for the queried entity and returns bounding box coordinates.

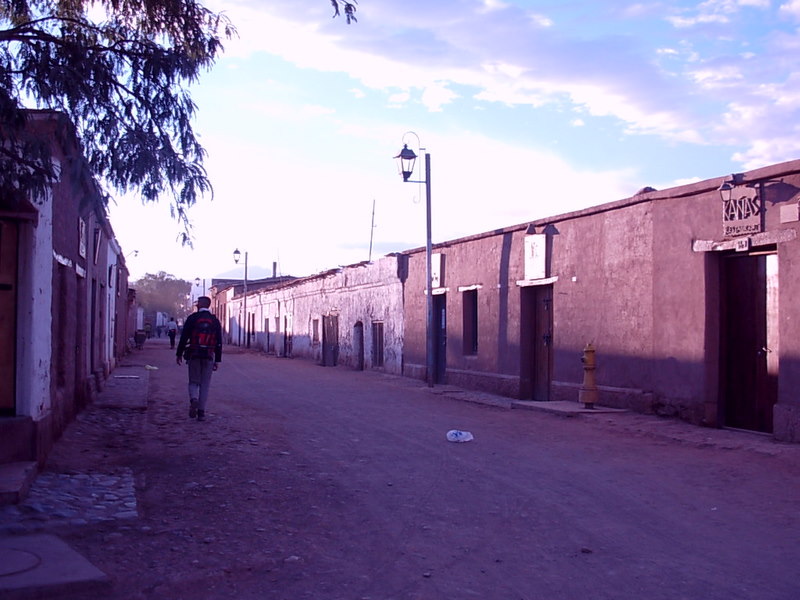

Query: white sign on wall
[524,234,547,280]
[432,253,444,288]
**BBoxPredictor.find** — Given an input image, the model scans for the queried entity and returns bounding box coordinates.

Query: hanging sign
[723,186,762,238]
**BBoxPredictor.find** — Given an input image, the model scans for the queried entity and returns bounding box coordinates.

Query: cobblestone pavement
[0,469,138,532]
[0,383,147,536]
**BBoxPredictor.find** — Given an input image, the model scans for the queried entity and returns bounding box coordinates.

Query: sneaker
[189,400,198,419]
[197,410,206,422]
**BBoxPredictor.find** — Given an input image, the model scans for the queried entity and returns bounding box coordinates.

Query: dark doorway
[433,293,447,384]
[720,251,778,433]
[322,314,339,366]
[353,321,364,370]
[283,316,292,358]
[520,285,553,401]
[0,220,18,415]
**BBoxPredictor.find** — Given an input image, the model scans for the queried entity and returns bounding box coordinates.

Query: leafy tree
[0,0,357,242]
[133,271,192,320]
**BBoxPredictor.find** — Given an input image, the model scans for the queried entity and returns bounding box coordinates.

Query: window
[371,322,384,367]
[312,318,320,344]
[463,289,478,355]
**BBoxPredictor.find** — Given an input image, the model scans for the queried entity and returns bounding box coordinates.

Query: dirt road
[33,338,800,599]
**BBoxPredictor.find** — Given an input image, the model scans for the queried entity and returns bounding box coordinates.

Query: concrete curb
[0,534,111,599]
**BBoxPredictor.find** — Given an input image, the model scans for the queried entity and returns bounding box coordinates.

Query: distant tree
[0,0,357,242]
[134,272,192,319]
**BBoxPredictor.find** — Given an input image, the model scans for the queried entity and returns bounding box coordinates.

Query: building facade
[210,159,800,443]
[401,159,800,442]
[0,111,132,470]
[217,256,406,374]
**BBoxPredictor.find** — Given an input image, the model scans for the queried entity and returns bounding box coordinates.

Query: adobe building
[1,111,131,481]
[402,159,800,442]
[215,255,406,374]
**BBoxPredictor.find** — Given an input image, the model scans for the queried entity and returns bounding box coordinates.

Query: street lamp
[394,133,434,387]
[233,248,249,348]
[718,173,744,203]
[193,277,206,307]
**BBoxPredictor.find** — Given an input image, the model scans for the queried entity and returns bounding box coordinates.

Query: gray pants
[187,357,215,410]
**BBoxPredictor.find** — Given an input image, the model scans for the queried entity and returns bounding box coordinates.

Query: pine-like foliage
[0,1,356,242]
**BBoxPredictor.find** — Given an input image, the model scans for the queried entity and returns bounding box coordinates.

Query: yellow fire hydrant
[579,343,598,409]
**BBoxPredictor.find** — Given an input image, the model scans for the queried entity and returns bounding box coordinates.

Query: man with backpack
[176,296,223,422]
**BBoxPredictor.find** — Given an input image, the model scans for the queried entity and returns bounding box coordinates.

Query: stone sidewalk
[0,363,150,599]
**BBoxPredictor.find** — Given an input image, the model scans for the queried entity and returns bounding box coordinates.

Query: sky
[107,0,800,288]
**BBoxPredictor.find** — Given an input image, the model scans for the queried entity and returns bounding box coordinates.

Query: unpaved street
[31,338,800,599]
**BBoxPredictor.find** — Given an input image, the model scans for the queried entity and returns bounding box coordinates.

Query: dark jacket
[176,309,223,362]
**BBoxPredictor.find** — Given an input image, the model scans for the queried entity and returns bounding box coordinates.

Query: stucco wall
[3,111,129,466]
[223,256,406,375]
[15,189,53,423]
[403,231,527,395]
[401,159,800,440]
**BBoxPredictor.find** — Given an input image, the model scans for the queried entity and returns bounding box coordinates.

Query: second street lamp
[394,135,434,387]
[233,248,249,348]
[194,277,206,297]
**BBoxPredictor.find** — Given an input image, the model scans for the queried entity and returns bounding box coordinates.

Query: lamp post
[194,277,206,297]
[395,134,434,387]
[233,248,249,348]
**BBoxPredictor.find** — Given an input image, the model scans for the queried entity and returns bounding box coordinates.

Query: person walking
[167,317,178,349]
[176,296,222,422]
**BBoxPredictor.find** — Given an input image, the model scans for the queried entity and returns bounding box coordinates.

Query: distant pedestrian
[167,317,178,349]
[176,297,222,422]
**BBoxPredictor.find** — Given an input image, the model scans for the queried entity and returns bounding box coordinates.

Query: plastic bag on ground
[446,429,474,443]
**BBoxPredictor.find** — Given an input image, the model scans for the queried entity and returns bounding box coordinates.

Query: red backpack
[188,313,217,359]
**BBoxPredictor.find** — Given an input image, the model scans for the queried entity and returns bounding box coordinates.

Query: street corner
[0,533,110,599]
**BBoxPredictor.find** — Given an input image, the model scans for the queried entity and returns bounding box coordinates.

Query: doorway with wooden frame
[0,220,18,415]
[432,293,447,384]
[520,284,553,401]
[719,249,778,433]
[322,314,339,366]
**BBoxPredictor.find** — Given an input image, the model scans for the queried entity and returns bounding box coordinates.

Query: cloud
[200,1,800,191]
[779,0,800,18]
[667,13,730,28]
[421,82,459,111]
[479,0,510,13]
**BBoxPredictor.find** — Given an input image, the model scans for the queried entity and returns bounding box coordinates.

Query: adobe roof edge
[401,157,800,255]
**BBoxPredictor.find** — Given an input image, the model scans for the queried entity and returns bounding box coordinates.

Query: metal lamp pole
[395,137,434,387]
[423,153,433,388]
[194,277,206,297]
[233,249,248,347]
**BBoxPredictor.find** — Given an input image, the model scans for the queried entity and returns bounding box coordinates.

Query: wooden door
[353,321,364,370]
[433,294,447,384]
[0,220,18,415]
[322,315,339,366]
[520,285,553,401]
[721,252,778,432]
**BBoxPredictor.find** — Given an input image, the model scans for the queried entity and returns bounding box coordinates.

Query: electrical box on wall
[780,202,799,224]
